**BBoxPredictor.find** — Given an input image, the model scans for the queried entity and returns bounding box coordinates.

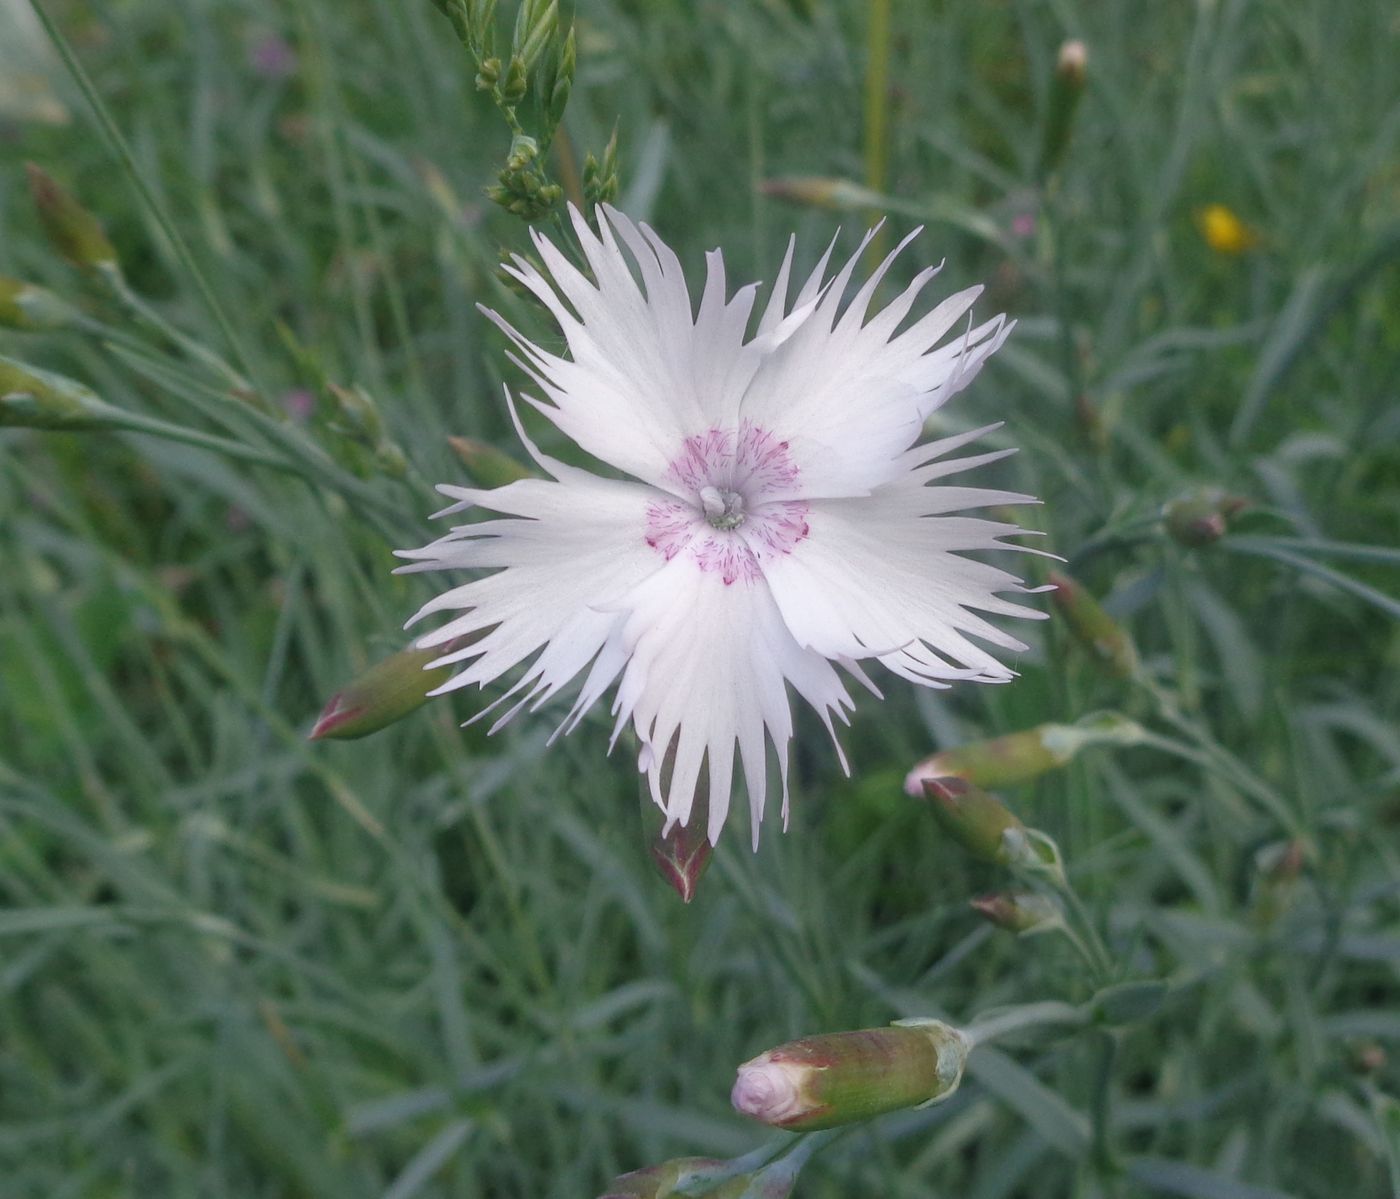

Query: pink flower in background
[397,207,1043,846]
[248,33,298,80]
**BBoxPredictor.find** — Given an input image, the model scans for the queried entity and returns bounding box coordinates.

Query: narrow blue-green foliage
[1,1,1398,1197]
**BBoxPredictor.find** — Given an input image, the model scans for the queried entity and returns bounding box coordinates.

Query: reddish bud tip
[307,692,365,741]
[649,821,713,904]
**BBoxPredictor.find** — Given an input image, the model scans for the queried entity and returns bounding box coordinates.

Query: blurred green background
[1,0,1398,1196]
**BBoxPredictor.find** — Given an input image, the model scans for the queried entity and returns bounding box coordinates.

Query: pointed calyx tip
[308,642,458,741]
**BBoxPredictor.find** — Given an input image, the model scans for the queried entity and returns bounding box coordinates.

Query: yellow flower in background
[1196,204,1260,256]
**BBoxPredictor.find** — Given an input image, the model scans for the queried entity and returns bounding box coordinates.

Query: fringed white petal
[396,473,663,720]
[481,206,767,490]
[737,229,1013,500]
[606,561,855,847]
[396,207,1043,848]
[760,444,1047,686]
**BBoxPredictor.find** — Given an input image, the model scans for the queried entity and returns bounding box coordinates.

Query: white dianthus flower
[396,206,1044,846]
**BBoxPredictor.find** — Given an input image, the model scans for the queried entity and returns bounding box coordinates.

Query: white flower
[396,206,1044,847]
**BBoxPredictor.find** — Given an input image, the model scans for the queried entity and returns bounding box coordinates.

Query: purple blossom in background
[249,33,298,81]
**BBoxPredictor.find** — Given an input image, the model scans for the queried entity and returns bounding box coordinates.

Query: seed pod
[731,1020,970,1132]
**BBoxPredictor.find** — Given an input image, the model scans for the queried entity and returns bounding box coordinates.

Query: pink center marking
[644,421,810,585]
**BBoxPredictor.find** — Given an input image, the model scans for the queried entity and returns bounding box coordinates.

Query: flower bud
[648,810,713,905]
[447,436,534,486]
[1196,203,1259,256]
[25,163,119,271]
[475,56,501,90]
[548,25,575,125]
[583,129,621,208]
[596,1158,728,1199]
[1163,487,1248,548]
[1037,40,1088,179]
[732,1020,970,1132]
[0,277,82,332]
[0,355,112,430]
[308,642,461,741]
[758,175,871,211]
[920,777,1024,864]
[429,0,472,45]
[970,891,1064,936]
[904,712,1145,796]
[1047,571,1139,679]
[501,55,528,103]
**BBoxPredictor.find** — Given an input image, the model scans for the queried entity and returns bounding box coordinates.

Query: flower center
[643,422,811,585]
[700,486,746,530]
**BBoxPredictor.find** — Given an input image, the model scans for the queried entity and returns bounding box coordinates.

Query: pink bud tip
[731,1057,808,1126]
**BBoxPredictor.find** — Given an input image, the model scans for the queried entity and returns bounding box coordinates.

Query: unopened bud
[640,748,716,902]
[501,55,528,103]
[25,163,118,271]
[447,435,534,486]
[970,891,1064,936]
[759,175,871,210]
[921,777,1024,864]
[309,642,462,741]
[1163,487,1248,548]
[1037,40,1088,179]
[0,355,112,430]
[1196,203,1259,256]
[583,129,621,207]
[548,26,576,125]
[649,810,713,904]
[732,1020,970,1132]
[1057,39,1088,86]
[0,277,82,332]
[475,56,501,90]
[905,712,1145,796]
[505,133,539,170]
[1048,571,1139,679]
[597,1157,728,1199]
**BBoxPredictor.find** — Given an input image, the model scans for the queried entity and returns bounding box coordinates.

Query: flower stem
[1054,876,1115,984]
[84,400,297,474]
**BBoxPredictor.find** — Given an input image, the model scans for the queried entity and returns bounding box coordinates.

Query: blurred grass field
[2,0,1399,1196]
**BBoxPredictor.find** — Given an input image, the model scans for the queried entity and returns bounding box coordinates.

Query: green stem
[88,401,298,474]
[1056,878,1115,984]
[1088,1030,1121,1191]
[1136,682,1303,835]
[101,267,250,393]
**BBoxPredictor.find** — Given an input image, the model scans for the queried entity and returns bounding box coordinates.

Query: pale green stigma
[699,485,746,530]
